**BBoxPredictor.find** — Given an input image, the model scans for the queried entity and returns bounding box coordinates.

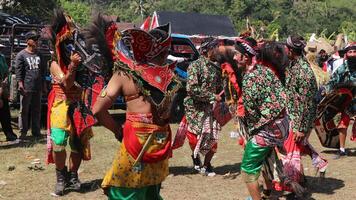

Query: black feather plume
[82,13,116,73]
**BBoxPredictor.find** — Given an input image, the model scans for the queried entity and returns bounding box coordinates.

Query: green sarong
[107,184,163,200]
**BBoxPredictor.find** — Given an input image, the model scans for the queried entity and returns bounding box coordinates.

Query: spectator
[325,42,356,158]
[316,49,329,71]
[14,31,46,139]
[0,52,18,141]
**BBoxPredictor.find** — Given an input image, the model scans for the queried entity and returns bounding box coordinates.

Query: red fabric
[123,121,172,163]
[140,16,151,31]
[282,130,303,183]
[118,51,176,93]
[273,180,292,192]
[46,89,56,164]
[71,76,103,137]
[172,116,188,150]
[186,131,217,152]
[105,23,119,62]
[55,24,72,74]
[338,112,351,129]
[322,62,328,72]
[121,28,171,63]
[72,106,96,137]
[351,121,356,141]
[186,131,198,151]
[221,62,245,117]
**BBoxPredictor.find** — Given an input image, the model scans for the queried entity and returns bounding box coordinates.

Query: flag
[140,16,151,31]
[150,11,159,30]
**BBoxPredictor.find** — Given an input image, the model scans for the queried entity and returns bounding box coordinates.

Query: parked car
[3,24,199,123]
[169,34,199,122]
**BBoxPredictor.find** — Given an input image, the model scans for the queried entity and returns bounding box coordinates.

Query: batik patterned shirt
[242,64,287,134]
[285,57,318,133]
[184,56,222,135]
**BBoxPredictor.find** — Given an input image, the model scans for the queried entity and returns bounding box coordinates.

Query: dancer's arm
[50,52,81,89]
[93,72,124,141]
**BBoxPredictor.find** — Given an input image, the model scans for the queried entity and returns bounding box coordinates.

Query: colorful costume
[96,21,180,199]
[315,59,356,147]
[281,57,328,185]
[102,113,170,200]
[184,56,222,157]
[46,12,100,164]
[240,64,289,182]
[325,60,356,130]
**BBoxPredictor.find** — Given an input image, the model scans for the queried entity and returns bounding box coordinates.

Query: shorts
[50,128,78,152]
[241,140,272,182]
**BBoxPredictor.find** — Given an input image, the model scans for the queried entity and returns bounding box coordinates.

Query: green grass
[1,118,356,199]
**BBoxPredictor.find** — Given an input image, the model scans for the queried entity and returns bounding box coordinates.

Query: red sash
[221,62,245,117]
[123,121,172,163]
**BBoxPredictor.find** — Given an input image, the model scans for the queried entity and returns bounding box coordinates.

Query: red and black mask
[121,23,171,64]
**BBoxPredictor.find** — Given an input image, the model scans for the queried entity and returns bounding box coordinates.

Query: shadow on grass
[169,166,197,176]
[322,147,356,157]
[80,178,103,193]
[274,176,345,200]
[169,163,241,178]
[0,136,46,149]
[305,175,344,196]
[65,179,103,195]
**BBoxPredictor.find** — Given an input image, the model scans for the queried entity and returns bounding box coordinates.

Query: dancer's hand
[294,131,305,143]
[70,52,81,67]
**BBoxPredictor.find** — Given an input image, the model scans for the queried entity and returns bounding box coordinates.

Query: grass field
[0,112,355,200]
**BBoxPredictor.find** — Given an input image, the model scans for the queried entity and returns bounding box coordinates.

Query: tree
[59,0,91,25]
[0,0,59,22]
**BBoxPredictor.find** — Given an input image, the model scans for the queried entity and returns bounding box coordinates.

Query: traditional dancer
[92,16,181,199]
[239,41,290,200]
[325,42,356,158]
[280,35,328,189]
[47,10,97,196]
[183,37,223,176]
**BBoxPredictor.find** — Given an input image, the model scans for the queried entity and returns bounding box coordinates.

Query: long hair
[215,46,243,87]
[258,41,289,85]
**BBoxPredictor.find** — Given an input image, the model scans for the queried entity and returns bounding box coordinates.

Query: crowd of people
[0,8,355,200]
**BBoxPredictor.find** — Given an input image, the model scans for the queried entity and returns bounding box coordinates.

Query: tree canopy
[1,0,355,41]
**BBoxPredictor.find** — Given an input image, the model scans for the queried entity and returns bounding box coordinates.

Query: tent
[149,11,236,37]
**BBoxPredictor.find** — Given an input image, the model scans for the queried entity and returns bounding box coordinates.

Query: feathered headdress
[50,9,78,73]
[83,13,121,73]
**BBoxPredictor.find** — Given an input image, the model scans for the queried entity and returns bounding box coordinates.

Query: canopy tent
[149,11,236,37]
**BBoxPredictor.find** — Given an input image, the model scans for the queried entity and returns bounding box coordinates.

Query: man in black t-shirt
[15,31,46,139]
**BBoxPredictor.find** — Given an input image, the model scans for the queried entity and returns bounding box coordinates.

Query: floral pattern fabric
[285,57,318,133]
[242,64,287,135]
[184,56,222,135]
